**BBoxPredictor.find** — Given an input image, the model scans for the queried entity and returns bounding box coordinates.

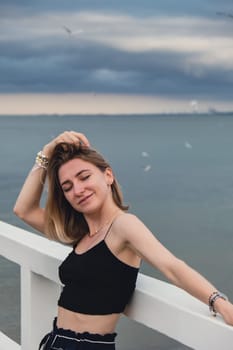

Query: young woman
[14,131,233,350]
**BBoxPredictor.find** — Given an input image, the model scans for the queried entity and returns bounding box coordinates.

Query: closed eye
[62,174,90,192]
[62,185,72,193]
[80,174,91,181]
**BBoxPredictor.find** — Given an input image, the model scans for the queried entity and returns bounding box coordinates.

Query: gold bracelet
[35,151,49,169]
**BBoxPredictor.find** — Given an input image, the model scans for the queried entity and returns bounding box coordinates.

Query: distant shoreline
[0,111,233,117]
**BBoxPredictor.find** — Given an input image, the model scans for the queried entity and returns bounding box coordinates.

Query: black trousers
[39,318,117,350]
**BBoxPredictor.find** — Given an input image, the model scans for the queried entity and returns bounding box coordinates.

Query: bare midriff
[57,306,121,334]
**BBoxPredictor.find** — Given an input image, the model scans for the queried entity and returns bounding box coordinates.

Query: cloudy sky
[0,0,233,114]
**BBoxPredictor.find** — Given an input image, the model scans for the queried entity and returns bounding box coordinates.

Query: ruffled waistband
[52,317,117,343]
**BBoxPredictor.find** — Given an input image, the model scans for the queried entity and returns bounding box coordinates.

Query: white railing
[0,221,233,350]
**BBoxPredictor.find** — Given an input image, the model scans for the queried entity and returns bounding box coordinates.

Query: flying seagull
[141,151,149,158]
[143,164,152,172]
[62,25,72,35]
[62,26,84,36]
[184,141,192,149]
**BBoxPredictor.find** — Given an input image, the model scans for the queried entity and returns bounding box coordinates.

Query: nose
[73,182,85,196]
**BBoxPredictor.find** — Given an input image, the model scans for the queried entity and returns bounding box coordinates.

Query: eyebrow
[60,169,90,187]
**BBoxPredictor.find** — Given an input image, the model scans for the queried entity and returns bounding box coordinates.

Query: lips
[78,193,94,205]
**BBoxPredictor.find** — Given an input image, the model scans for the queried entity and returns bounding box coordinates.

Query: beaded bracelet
[35,151,49,170]
[208,291,228,316]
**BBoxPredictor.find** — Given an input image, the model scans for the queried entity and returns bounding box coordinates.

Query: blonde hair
[44,142,128,244]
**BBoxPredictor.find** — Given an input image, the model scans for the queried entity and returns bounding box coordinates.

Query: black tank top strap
[104,213,123,240]
[103,220,114,240]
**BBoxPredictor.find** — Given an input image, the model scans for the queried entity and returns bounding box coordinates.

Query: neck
[86,208,121,237]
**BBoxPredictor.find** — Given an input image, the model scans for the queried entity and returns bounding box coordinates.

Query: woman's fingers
[70,131,90,147]
[55,131,90,147]
[43,131,90,157]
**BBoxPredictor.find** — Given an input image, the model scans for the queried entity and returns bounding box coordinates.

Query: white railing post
[21,267,60,350]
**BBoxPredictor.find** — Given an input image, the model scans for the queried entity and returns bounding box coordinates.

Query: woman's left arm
[120,214,233,326]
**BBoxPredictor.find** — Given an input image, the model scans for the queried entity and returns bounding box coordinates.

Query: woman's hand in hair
[42,131,90,158]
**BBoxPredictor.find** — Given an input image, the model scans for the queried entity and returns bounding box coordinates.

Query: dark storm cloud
[1,35,232,101]
[0,0,232,102]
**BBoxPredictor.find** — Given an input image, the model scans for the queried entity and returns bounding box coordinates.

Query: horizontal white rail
[0,331,20,350]
[0,221,233,350]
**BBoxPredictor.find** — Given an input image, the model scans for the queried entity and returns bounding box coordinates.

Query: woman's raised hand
[42,131,90,158]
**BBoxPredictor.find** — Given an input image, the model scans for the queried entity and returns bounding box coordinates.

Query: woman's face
[58,158,113,214]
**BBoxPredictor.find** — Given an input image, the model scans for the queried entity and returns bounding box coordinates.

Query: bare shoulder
[113,212,151,242]
[114,212,143,228]
[113,212,177,269]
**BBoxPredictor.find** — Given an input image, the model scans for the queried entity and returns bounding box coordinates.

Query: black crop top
[58,239,139,315]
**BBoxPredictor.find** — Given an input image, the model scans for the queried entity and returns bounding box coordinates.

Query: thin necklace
[88,211,120,237]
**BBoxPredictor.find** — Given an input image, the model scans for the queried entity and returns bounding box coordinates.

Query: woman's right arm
[13,131,90,233]
[13,163,47,233]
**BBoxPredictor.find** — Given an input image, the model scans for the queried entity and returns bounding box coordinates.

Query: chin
[77,203,101,215]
